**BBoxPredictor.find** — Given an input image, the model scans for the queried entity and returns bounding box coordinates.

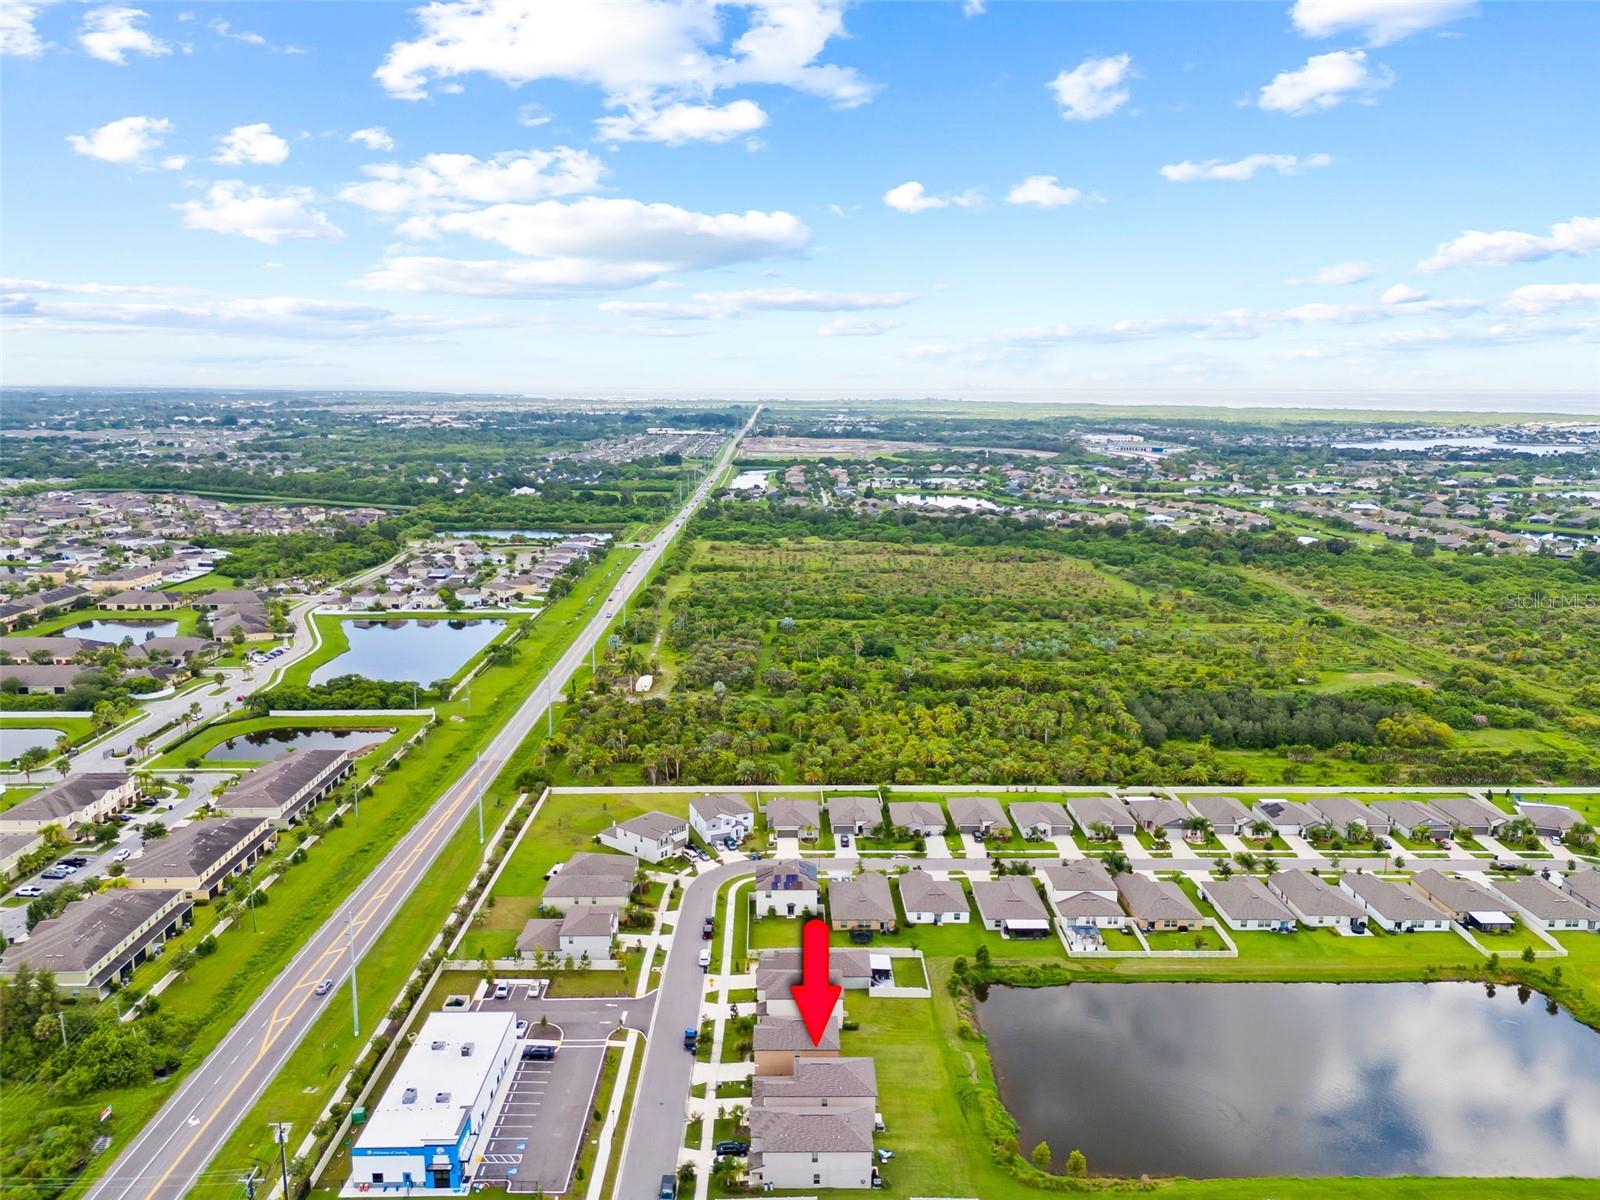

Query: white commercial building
[346,1011,518,1193]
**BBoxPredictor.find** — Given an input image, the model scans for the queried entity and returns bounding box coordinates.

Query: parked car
[494,981,510,1000]
[40,867,68,880]
[111,848,132,862]
[521,1043,555,1061]
[702,916,714,939]
[15,885,44,897]
[314,979,333,996]
[839,833,852,848]
[715,1140,749,1157]
[658,1175,677,1200]
[515,1019,528,1037]
[60,857,88,868]
[697,947,711,970]
[723,836,738,851]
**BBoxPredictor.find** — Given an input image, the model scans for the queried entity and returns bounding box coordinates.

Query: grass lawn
[891,957,927,987]
[0,785,44,812]
[748,909,806,952]
[1146,927,1230,952]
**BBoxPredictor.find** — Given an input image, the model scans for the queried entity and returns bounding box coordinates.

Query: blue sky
[2,1,1597,405]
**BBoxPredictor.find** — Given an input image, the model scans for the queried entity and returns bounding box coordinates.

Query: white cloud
[78,6,168,65]
[1047,53,1133,121]
[1291,0,1476,46]
[818,315,896,336]
[1418,216,1600,271]
[1502,283,1600,314]
[1286,260,1374,285]
[0,276,202,298]
[356,197,810,296]
[1,1,53,57]
[516,103,552,127]
[1005,175,1086,208]
[883,181,982,214]
[348,126,397,152]
[208,18,263,46]
[1381,282,1429,305]
[177,181,344,244]
[1284,302,1388,324]
[595,99,767,145]
[374,1,874,143]
[66,115,175,167]
[212,123,290,166]
[1,283,503,341]
[339,147,605,215]
[1258,49,1392,115]
[1159,152,1331,182]
[600,287,915,320]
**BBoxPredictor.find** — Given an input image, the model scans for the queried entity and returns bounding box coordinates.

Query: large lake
[310,618,504,685]
[203,726,391,762]
[66,618,180,643]
[980,982,1600,1179]
[0,726,60,761]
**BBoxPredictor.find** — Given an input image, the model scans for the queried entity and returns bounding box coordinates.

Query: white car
[111,848,133,862]
[697,947,712,970]
[15,885,44,898]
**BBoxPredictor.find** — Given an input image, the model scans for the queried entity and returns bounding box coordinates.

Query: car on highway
[111,848,133,862]
[15,885,44,898]
[314,979,333,996]
[697,947,711,970]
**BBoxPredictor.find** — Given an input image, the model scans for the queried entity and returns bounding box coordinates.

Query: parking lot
[472,989,654,1194]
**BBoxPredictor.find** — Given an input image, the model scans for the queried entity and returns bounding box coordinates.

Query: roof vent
[460,1042,474,1057]
[430,1040,446,1050]
[402,1088,417,1105]
[435,1092,451,1104]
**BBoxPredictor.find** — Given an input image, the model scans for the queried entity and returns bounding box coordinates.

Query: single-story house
[1008,801,1071,840]
[1429,796,1510,835]
[0,887,191,997]
[826,795,881,838]
[597,811,688,863]
[0,663,95,695]
[689,792,753,843]
[1252,800,1322,837]
[970,877,1051,938]
[1492,876,1600,932]
[1124,796,1192,836]
[1267,869,1367,932]
[1187,794,1253,837]
[1562,868,1600,910]
[753,1015,841,1076]
[1066,795,1134,838]
[1115,873,1205,932]
[1517,803,1582,839]
[542,851,637,912]
[897,869,970,925]
[754,859,821,918]
[829,873,895,933]
[752,1055,878,1111]
[1409,869,1515,931]
[764,797,821,841]
[947,796,1007,838]
[886,801,947,837]
[0,636,100,665]
[101,589,181,611]
[747,1107,875,1191]
[1339,874,1452,933]
[1199,876,1297,932]
[1305,796,1391,838]
[1371,800,1454,840]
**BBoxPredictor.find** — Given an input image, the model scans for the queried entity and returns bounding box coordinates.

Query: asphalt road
[83,416,753,1200]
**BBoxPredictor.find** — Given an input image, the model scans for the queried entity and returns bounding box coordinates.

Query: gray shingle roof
[970,877,1048,922]
[749,1107,872,1154]
[829,873,894,924]
[1203,876,1296,923]
[897,871,968,915]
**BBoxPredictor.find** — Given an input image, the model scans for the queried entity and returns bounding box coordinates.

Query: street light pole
[271,1123,291,1200]
[346,916,359,1039]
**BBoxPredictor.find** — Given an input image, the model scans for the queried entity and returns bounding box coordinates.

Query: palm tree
[1249,818,1273,841]
[1183,816,1212,845]
[1101,849,1131,876]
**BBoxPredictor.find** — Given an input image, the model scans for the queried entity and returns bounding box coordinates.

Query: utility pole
[271,1123,291,1200]
[476,755,485,845]
[346,916,359,1039]
[57,1011,67,1047]
[241,1166,259,1200]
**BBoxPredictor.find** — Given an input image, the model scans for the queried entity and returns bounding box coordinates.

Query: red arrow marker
[790,918,842,1046]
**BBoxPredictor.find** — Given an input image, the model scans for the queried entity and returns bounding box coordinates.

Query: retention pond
[979,981,1600,1178]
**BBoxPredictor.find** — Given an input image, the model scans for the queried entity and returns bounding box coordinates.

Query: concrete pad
[1050,834,1082,859]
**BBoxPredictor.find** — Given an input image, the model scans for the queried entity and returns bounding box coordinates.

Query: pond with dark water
[309,618,504,685]
[202,726,391,762]
[979,981,1600,1178]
